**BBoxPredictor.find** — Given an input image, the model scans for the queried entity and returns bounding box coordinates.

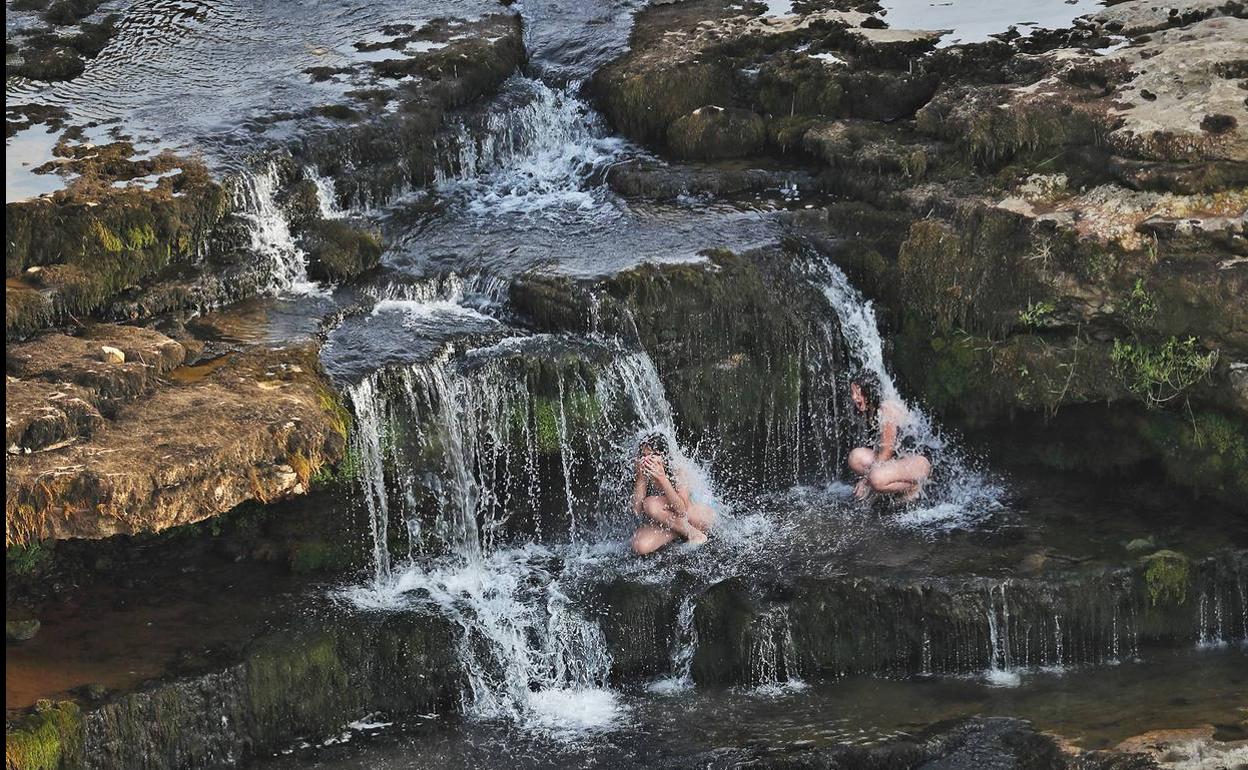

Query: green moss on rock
[5,700,83,770]
[1142,550,1190,607]
[302,219,384,283]
[666,106,767,161]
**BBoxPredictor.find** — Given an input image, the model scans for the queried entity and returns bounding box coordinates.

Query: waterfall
[341,329,688,733]
[648,595,698,694]
[344,338,681,577]
[807,255,1002,525]
[433,75,627,218]
[231,159,318,295]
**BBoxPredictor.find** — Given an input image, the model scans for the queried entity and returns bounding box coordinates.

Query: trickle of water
[984,583,1020,687]
[648,596,699,694]
[231,158,318,295]
[749,605,805,694]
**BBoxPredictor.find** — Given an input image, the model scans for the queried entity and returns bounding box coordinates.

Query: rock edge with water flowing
[588,0,1248,507]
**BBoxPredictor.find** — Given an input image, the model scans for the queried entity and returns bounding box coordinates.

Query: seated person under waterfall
[630,433,716,555]
[847,371,931,503]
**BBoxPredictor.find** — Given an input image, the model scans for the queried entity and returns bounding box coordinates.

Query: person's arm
[645,458,689,518]
[631,459,647,515]
[877,417,898,463]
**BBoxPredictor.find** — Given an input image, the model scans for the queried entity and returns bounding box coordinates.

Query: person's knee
[631,531,656,555]
[643,496,666,518]
[849,447,875,474]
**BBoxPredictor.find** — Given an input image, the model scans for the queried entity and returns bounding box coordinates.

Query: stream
[6,0,1247,767]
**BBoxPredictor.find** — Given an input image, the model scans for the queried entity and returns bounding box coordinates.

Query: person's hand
[635,456,648,478]
[854,478,870,500]
[642,455,665,480]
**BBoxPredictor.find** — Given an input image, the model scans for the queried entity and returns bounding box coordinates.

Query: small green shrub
[1142,550,1190,607]
[1110,336,1217,408]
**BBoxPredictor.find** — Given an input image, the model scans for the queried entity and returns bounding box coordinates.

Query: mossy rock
[4,700,83,770]
[667,106,767,161]
[1138,409,1248,506]
[301,219,383,283]
[1141,549,1191,607]
[591,60,735,148]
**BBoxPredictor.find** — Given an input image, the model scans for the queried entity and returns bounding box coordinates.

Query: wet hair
[638,432,669,458]
[851,371,882,415]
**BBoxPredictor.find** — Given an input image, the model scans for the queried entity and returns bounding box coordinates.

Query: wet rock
[606,158,819,200]
[6,618,42,642]
[1114,726,1248,769]
[667,106,768,160]
[301,219,384,283]
[511,247,848,485]
[5,325,347,544]
[5,151,233,338]
[4,610,459,770]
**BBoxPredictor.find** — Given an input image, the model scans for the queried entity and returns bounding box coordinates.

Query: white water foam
[434,75,628,220]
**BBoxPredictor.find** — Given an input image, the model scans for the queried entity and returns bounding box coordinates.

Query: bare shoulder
[879,399,910,425]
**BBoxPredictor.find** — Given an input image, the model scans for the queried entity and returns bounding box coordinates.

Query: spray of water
[808,254,1003,528]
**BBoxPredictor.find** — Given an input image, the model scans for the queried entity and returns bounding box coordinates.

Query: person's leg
[849,447,878,499]
[686,502,716,533]
[643,496,707,545]
[867,455,932,497]
[632,525,677,555]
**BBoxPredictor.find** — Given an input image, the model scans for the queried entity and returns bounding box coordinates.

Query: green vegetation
[1142,550,1190,607]
[6,540,50,576]
[1110,336,1217,408]
[1017,300,1056,329]
[4,700,83,770]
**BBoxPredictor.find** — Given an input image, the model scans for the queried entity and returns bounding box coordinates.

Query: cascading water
[342,329,688,732]
[231,158,319,295]
[433,74,628,219]
[808,255,1002,526]
[304,166,347,220]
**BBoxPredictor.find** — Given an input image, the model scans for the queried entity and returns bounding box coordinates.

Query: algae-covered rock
[4,700,83,770]
[6,618,42,642]
[666,106,767,160]
[301,219,384,283]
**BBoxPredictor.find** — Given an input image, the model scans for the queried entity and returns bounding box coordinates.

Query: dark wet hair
[851,371,882,415]
[638,432,669,458]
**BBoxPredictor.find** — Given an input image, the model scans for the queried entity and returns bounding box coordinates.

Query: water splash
[341,544,623,735]
[807,255,1003,528]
